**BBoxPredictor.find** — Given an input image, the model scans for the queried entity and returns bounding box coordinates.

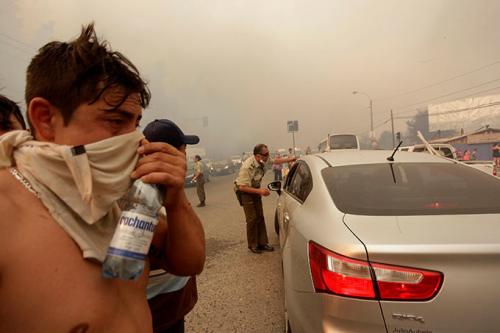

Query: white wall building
[428,94,500,133]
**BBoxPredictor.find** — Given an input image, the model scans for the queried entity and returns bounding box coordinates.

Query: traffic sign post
[287,120,299,155]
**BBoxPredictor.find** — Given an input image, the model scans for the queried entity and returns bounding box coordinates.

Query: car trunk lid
[343,214,500,333]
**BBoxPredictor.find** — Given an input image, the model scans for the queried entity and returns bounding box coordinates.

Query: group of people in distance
[0,22,298,333]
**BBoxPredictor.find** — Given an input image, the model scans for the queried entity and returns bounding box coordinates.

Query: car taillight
[308,241,443,301]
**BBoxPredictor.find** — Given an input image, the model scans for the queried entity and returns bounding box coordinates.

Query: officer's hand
[132,139,187,207]
[260,188,271,197]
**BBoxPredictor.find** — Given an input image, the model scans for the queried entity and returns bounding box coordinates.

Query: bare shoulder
[0,168,50,264]
[0,168,36,255]
[0,168,23,224]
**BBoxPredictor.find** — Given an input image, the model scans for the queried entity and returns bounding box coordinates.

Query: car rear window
[322,162,500,216]
[329,135,358,149]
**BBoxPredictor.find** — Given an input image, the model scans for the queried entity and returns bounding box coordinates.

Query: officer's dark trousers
[196,175,205,204]
[241,193,268,248]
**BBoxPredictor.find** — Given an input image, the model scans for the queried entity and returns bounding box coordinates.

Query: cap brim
[183,135,200,145]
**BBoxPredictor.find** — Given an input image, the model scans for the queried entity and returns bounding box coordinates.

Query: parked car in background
[230,154,243,168]
[269,150,500,333]
[184,160,210,187]
[209,159,236,176]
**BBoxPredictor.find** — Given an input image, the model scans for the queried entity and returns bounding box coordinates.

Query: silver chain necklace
[9,167,40,198]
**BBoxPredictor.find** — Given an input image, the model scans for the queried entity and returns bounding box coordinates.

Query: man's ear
[28,97,59,141]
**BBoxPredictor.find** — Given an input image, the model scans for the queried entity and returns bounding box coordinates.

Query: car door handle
[284,213,290,229]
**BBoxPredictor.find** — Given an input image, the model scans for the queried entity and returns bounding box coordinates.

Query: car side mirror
[268,181,282,196]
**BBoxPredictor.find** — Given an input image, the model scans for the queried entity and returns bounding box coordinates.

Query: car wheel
[274,210,280,235]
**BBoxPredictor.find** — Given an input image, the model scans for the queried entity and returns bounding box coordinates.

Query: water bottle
[102,179,163,280]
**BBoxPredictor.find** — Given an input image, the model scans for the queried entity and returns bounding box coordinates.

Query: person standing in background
[0,94,26,135]
[463,150,471,161]
[192,155,206,207]
[471,148,477,160]
[272,153,283,181]
[492,143,500,167]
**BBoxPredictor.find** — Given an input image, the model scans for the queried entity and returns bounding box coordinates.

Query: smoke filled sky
[2,0,500,157]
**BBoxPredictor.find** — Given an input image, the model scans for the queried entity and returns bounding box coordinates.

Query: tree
[358,133,371,149]
[377,130,394,149]
[405,108,429,145]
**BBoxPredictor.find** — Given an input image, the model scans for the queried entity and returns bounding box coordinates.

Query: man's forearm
[163,191,205,275]
[238,185,261,195]
[274,156,296,164]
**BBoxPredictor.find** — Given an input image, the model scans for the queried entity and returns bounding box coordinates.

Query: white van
[318,134,360,152]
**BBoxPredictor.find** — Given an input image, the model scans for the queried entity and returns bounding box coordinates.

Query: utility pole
[353,91,374,139]
[370,99,374,139]
[390,109,395,148]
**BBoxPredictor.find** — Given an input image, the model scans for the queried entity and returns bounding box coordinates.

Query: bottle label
[107,211,159,260]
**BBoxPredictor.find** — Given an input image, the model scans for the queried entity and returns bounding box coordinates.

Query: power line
[366,89,500,135]
[394,100,500,120]
[0,39,33,56]
[376,60,500,102]
[392,84,500,118]
[0,32,36,51]
[391,78,500,116]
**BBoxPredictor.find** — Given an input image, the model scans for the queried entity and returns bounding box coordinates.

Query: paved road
[184,171,284,333]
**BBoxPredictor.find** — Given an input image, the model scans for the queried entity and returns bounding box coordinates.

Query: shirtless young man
[0,24,205,333]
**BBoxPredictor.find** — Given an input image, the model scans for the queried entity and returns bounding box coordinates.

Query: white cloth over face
[0,130,143,262]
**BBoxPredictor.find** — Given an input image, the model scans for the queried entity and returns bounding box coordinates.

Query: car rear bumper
[287,289,386,333]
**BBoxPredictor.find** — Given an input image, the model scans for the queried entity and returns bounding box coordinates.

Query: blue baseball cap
[143,119,200,148]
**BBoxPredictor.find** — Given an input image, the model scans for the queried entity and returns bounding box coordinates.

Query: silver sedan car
[270,150,500,333]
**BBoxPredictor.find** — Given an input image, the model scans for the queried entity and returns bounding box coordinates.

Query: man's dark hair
[25,23,150,129]
[0,94,26,131]
[253,144,267,155]
[195,155,201,161]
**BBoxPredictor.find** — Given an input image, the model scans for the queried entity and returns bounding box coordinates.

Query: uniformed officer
[192,155,206,207]
[234,144,297,254]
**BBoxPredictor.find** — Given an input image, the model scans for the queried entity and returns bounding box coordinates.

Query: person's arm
[238,185,269,196]
[133,140,205,276]
[273,156,297,165]
[192,162,202,182]
[235,162,270,196]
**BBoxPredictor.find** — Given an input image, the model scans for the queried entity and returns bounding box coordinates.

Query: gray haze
[2,0,500,158]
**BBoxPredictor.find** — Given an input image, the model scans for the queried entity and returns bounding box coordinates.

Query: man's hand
[132,139,187,208]
[260,188,271,197]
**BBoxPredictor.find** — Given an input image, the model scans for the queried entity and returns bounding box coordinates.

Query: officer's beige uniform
[194,160,205,205]
[234,155,273,249]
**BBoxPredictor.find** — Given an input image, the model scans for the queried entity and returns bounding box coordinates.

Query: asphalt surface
[184,171,284,333]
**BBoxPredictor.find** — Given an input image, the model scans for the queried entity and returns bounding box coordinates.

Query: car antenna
[387,141,403,161]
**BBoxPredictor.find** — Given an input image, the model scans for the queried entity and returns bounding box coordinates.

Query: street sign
[287,120,299,133]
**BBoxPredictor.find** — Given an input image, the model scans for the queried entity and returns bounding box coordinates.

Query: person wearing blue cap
[143,119,200,149]
[143,119,201,333]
